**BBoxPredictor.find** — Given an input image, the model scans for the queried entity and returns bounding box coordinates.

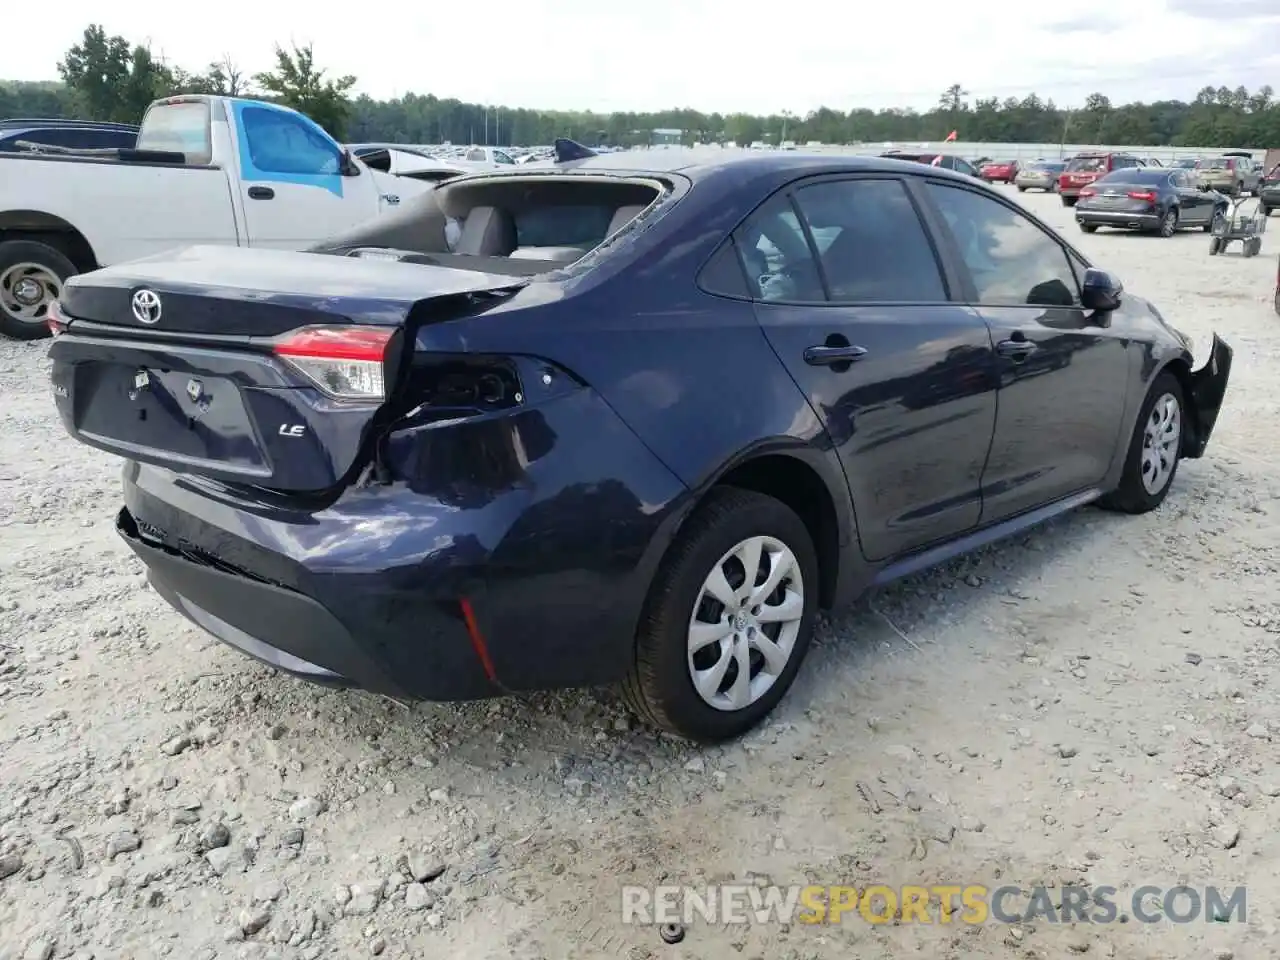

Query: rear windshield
[1097,169,1169,185]
[1027,162,1064,172]
[1201,158,1233,169]
[1173,159,1198,168]
[136,101,212,163]
[1066,156,1106,172]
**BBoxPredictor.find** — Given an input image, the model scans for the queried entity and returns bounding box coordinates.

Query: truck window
[239,106,342,176]
[136,101,213,164]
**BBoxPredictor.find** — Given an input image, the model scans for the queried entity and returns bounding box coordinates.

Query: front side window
[734,194,824,302]
[240,106,340,175]
[792,179,947,303]
[925,182,1080,308]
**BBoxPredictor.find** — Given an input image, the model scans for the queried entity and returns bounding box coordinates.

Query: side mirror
[1081,268,1123,312]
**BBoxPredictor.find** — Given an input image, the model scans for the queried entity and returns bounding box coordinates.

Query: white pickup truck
[0,95,431,339]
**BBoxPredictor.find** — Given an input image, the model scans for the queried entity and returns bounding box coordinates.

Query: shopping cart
[1209,195,1267,257]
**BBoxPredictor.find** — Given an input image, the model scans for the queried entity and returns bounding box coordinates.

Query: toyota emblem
[131,289,162,325]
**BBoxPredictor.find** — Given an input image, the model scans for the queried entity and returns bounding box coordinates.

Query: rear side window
[136,101,212,163]
[735,194,825,302]
[792,179,947,303]
[698,240,751,299]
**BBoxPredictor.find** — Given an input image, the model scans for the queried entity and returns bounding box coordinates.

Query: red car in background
[980,159,1019,183]
[1058,152,1146,206]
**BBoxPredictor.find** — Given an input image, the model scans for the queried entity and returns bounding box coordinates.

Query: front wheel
[1097,372,1184,514]
[622,488,819,742]
[0,240,77,341]
[1079,223,1098,233]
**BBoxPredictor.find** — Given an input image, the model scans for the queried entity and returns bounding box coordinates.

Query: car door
[1172,169,1211,223]
[230,101,382,249]
[744,176,999,562]
[920,180,1131,521]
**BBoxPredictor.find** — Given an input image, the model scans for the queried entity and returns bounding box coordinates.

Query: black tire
[0,240,77,341]
[622,487,819,743]
[1097,372,1185,514]
[1262,204,1272,217]
[1158,208,1179,237]
[1062,196,1077,207]
[1017,186,1027,193]
[1079,223,1098,234]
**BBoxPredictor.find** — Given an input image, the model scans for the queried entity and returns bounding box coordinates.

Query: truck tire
[0,240,77,341]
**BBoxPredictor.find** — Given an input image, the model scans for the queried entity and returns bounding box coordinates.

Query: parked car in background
[876,151,982,178]
[0,95,431,340]
[46,152,1232,741]
[349,145,469,185]
[0,118,138,153]
[1260,165,1280,216]
[979,159,1019,183]
[1058,152,1147,206]
[1075,167,1227,236]
[1196,153,1262,196]
[1014,160,1065,192]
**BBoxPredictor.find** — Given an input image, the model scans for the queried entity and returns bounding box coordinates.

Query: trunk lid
[50,245,526,493]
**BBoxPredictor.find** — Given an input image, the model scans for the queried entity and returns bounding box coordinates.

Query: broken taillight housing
[274,325,394,401]
[47,300,69,336]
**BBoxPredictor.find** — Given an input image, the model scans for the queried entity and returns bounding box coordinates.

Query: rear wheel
[1158,208,1179,237]
[1062,196,1077,207]
[1262,204,1272,217]
[0,240,77,341]
[1079,223,1098,234]
[622,487,819,742]
[1097,372,1184,514]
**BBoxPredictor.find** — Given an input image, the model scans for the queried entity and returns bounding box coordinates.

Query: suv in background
[1057,152,1146,206]
[879,151,982,179]
[1196,152,1262,196]
[0,118,138,153]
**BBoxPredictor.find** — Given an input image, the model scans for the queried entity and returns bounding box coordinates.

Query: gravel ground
[2,188,1279,960]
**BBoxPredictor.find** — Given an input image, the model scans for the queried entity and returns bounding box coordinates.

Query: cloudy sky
[7,0,1279,113]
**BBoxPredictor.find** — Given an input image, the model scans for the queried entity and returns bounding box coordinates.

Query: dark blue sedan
[1075,167,1228,236]
[46,151,1233,741]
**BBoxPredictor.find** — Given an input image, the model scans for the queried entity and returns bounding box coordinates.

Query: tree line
[4,26,1280,150]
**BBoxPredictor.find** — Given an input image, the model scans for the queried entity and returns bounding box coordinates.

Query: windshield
[1066,156,1106,172]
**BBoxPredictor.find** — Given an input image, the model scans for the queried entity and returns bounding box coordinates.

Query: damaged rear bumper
[1184,333,1232,459]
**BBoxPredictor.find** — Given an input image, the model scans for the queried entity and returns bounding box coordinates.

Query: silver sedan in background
[1014,160,1066,192]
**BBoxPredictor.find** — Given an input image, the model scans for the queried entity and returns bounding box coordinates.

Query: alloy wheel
[1160,210,1178,237]
[1141,393,1181,495]
[686,535,804,712]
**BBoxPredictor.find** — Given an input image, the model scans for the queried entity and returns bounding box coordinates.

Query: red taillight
[47,300,69,336]
[273,325,394,401]
[1080,187,1097,197]
[1127,191,1157,202]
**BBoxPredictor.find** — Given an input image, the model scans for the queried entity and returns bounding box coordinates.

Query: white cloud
[6,0,1278,113]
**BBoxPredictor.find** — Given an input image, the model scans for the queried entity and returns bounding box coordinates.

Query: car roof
[458,149,988,188]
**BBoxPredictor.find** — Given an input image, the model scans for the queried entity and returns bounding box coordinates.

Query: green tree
[254,44,355,138]
[57,24,171,123]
